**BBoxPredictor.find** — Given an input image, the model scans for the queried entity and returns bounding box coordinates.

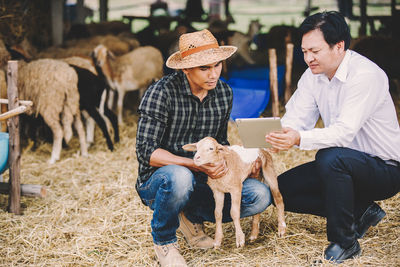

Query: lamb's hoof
[213,242,222,249]
[249,229,259,241]
[249,233,258,242]
[48,158,57,164]
[278,222,287,237]
[236,232,245,248]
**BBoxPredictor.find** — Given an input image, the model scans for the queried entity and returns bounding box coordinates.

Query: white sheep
[17,59,88,163]
[183,136,286,248]
[92,44,164,124]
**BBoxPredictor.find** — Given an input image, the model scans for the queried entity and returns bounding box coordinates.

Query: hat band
[180,43,219,58]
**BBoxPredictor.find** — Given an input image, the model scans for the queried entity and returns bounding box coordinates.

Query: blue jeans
[136,165,272,245]
[278,147,400,248]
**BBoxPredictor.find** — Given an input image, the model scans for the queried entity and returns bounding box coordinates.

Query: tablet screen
[235,117,282,148]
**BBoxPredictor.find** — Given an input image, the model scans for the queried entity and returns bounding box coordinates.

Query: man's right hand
[265,127,300,152]
[196,161,228,179]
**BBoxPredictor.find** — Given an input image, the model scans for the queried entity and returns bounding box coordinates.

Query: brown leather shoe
[178,212,214,249]
[154,242,187,267]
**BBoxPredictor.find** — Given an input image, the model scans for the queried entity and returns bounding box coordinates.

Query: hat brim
[166,46,237,69]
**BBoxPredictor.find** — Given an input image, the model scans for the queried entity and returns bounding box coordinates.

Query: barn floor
[0,92,399,266]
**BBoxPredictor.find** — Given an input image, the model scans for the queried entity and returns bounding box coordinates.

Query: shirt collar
[179,71,217,98]
[316,50,351,83]
[333,50,351,83]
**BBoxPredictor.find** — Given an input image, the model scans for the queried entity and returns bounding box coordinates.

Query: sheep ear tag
[182,143,197,152]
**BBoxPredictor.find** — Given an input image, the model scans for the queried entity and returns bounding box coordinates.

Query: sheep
[68,64,119,151]
[65,34,140,56]
[0,39,11,69]
[36,33,141,60]
[183,137,286,248]
[92,44,164,124]
[17,58,88,163]
[61,56,119,149]
[62,56,97,75]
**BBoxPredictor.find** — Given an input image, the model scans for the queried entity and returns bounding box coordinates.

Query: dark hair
[299,11,351,50]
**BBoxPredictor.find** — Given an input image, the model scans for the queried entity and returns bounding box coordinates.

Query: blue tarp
[223,66,285,120]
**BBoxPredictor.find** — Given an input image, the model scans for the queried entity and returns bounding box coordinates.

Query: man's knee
[315,147,349,171]
[241,179,271,216]
[164,165,195,198]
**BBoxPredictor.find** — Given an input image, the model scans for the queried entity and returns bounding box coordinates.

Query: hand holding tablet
[235,117,282,148]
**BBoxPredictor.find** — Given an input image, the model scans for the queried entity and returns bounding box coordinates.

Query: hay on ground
[0,96,399,266]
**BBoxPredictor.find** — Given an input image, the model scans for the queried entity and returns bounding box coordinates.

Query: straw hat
[166,29,237,69]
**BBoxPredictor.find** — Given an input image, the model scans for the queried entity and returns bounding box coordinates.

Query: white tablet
[235,117,282,148]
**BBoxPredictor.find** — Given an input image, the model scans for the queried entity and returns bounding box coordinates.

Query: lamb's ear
[107,49,116,60]
[217,143,227,152]
[182,143,197,152]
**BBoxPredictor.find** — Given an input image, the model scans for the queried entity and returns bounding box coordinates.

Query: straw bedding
[0,95,399,266]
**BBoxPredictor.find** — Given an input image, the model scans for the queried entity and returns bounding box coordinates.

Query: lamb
[92,44,164,124]
[17,58,88,163]
[183,137,286,248]
[62,56,117,147]
[69,64,119,151]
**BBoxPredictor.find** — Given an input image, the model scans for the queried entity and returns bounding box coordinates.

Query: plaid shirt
[136,71,232,185]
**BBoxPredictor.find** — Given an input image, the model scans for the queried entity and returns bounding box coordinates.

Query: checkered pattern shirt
[136,71,232,185]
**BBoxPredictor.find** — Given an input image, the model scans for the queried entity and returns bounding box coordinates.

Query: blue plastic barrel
[0,132,9,174]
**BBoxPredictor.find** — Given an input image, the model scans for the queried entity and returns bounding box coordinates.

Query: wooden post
[7,61,21,214]
[0,70,7,131]
[284,43,294,104]
[99,0,108,22]
[359,0,367,36]
[268,49,279,117]
[51,0,64,46]
[220,40,228,78]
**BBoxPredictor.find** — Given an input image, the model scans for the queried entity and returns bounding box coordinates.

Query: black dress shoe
[355,202,386,238]
[324,241,361,263]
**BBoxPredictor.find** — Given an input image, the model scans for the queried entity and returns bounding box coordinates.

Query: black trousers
[278,147,400,248]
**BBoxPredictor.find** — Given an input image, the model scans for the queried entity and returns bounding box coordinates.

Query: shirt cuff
[298,130,316,150]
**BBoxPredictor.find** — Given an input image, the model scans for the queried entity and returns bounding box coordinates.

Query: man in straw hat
[135,29,272,266]
[266,11,400,263]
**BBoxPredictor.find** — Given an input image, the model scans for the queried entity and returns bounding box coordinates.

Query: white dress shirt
[282,50,400,162]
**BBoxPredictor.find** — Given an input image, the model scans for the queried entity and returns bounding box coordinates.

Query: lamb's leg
[43,116,63,164]
[82,111,95,147]
[104,106,119,143]
[249,213,261,241]
[86,106,114,151]
[212,190,225,248]
[61,106,74,144]
[262,165,286,237]
[73,113,88,157]
[107,90,115,110]
[230,187,245,247]
[116,89,125,125]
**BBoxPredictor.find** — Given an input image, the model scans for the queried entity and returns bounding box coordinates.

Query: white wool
[228,145,259,163]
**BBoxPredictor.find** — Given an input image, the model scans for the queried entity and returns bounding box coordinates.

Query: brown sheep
[92,44,164,124]
[183,137,286,248]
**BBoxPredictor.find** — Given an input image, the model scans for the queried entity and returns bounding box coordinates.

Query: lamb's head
[91,44,115,67]
[182,137,226,166]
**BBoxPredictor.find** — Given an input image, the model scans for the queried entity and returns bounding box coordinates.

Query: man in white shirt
[266,11,400,263]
